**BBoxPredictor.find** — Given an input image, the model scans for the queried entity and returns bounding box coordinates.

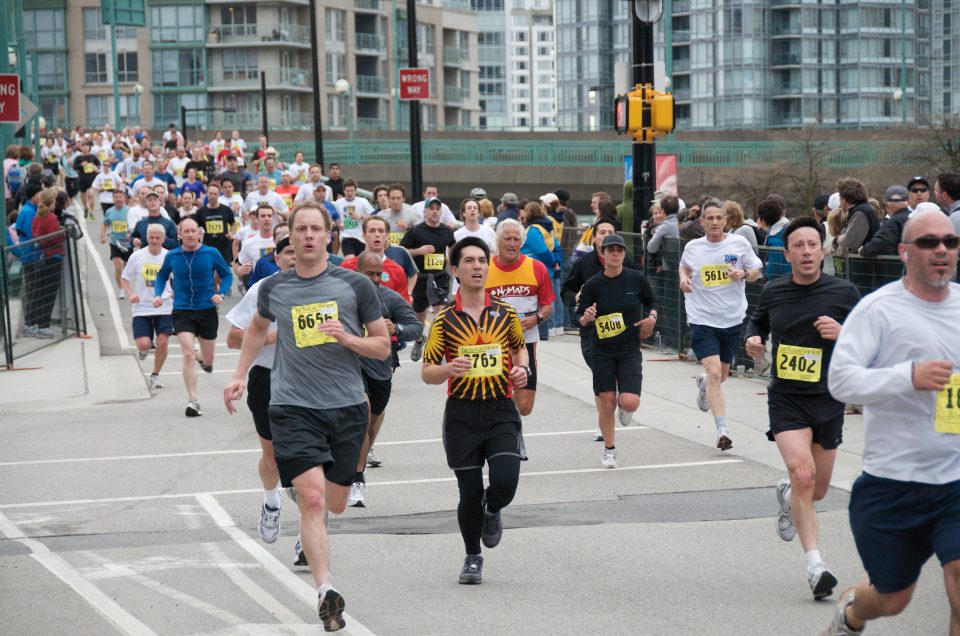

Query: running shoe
[137,349,148,361]
[116,289,125,300]
[458,554,483,585]
[318,587,346,632]
[185,398,202,417]
[148,374,164,389]
[293,534,309,567]
[601,447,617,468]
[481,495,503,549]
[35,328,57,339]
[716,430,733,451]
[22,324,38,337]
[821,589,862,635]
[200,362,214,373]
[366,449,382,468]
[592,429,604,442]
[410,338,424,362]
[808,563,838,601]
[775,477,796,542]
[696,372,709,412]
[347,482,365,508]
[257,498,281,544]
[616,405,634,427]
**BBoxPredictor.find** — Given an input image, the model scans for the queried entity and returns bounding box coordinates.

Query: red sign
[0,74,20,124]
[399,68,430,100]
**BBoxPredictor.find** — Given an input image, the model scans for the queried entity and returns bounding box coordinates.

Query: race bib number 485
[776,344,822,382]
[142,263,161,287]
[458,344,503,378]
[291,301,338,348]
[935,373,960,434]
[700,265,731,288]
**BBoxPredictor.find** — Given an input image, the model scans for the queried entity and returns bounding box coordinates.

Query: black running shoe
[458,554,483,585]
[318,588,346,632]
[481,495,503,549]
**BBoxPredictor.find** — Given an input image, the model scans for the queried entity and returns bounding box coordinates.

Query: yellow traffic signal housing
[613,84,675,141]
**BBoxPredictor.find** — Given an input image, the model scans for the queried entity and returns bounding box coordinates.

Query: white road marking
[0,427,647,467]
[148,369,233,376]
[81,228,132,350]
[0,459,741,510]
[196,494,378,636]
[0,510,156,635]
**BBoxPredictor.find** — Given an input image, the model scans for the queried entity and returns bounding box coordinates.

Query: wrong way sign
[399,68,429,100]
[0,74,20,124]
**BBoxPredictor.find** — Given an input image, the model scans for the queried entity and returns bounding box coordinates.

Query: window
[151,50,205,87]
[513,32,528,42]
[84,8,106,40]
[325,52,346,84]
[150,5,204,44]
[471,0,504,10]
[86,96,111,127]
[39,95,68,129]
[116,25,138,39]
[223,49,258,79]
[478,32,503,46]
[480,65,505,79]
[23,9,65,49]
[85,53,108,84]
[117,52,139,83]
[222,5,256,26]
[25,52,67,91]
[325,9,345,42]
[153,93,207,128]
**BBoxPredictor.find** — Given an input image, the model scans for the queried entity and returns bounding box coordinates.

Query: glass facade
[22,7,69,129]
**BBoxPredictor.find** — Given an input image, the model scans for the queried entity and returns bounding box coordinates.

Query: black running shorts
[172,307,219,340]
[362,371,392,416]
[766,390,844,450]
[590,344,643,396]
[442,397,525,471]
[246,364,272,440]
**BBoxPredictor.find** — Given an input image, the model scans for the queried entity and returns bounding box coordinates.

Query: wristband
[519,365,532,377]
[536,313,544,323]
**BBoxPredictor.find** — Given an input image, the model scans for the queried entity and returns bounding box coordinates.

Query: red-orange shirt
[340,255,411,303]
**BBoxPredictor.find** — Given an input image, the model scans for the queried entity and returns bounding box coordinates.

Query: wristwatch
[519,365,532,377]
[536,313,544,323]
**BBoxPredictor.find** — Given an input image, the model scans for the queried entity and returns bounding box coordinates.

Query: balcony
[442,0,471,10]
[206,23,309,47]
[672,0,690,13]
[672,88,691,102]
[443,46,467,66]
[772,82,802,95]
[356,32,386,52]
[444,86,469,104]
[672,30,690,43]
[208,66,312,91]
[357,117,389,130]
[771,21,802,37]
[354,0,382,11]
[281,111,313,128]
[355,75,386,94]
[672,58,690,73]
[772,112,802,127]
[771,51,801,66]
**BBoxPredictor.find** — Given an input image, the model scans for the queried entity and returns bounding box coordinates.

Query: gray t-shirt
[360,285,423,380]
[258,265,383,409]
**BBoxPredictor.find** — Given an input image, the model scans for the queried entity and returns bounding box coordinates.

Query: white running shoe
[616,406,634,427]
[347,482,365,507]
[716,429,733,451]
[592,429,604,442]
[808,563,838,601]
[366,449,382,468]
[601,447,617,468]
[821,589,862,635]
[185,398,202,417]
[148,374,164,389]
[116,289,125,300]
[257,497,281,544]
[137,349,148,361]
[776,477,796,541]
[696,373,709,411]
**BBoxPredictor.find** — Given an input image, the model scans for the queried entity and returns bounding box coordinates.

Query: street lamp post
[180,106,236,142]
[629,0,663,231]
[335,78,354,148]
[900,0,907,124]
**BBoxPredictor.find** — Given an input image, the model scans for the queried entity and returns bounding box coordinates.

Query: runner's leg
[775,428,820,552]
[945,560,960,635]
[198,336,217,368]
[597,391,616,447]
[153,332,169,375]
[177,331,199,398]
[454,467,485,555]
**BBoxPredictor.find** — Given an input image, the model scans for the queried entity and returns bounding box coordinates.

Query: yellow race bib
[595,312,626,339]
[776,344,822,382]
[205,219,224,235]
[700,264,732,288]
[283,196,293,208]
[458,343,503,378]
[424,253,445,270]
[268,178,277,190]
[83,163,95,173]
[111,220,127,234]
[174,167,184,177]
[935,373,960,434]
[103,179,115,191]
[142,263,161,287]
[291,301,338,348]
[389,232,404,246]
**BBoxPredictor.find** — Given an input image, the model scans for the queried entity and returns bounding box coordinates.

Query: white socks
[805,549,823,571]
[263,485,281,509]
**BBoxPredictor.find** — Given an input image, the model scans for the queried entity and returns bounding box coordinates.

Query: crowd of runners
[4,125,960,634]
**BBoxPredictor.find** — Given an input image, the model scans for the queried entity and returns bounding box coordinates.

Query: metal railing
[207,23,310,46]
[355,0,382,10]
[355,32,386,51]
[444,86,469,104]
[443,46,467,65]
[1,227,86,368]
[355,75,387,94]
[209,66,312,90]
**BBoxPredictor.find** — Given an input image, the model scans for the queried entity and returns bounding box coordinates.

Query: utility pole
[406,0,423,198]
[309,0,324,165]
[631,2,657,231]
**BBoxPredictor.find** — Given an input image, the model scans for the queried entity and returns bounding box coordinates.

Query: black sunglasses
[903,235,960,250]
[909,187,928,193]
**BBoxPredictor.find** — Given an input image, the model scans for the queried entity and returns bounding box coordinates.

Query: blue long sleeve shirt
[155,244,233,310]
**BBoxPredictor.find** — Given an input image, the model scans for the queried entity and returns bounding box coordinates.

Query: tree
[908,113,960,174]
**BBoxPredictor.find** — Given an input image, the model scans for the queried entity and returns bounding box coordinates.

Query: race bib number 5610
[935,373,960,434]
[700,265,731,288]
[291,301,338,348]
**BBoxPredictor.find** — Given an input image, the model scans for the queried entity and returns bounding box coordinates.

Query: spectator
[648,194,680,269]
[906,176,930,212]
[724,200,759,254]
[835,177,879,257]
[30,188,66,339]
[554,188,578,227]
[860,186,911,257]
[496,192,521,223]
[757,195,790,279]
[933,172,960,234]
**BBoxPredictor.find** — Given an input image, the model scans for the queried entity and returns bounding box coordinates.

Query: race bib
[111,220,127,234]
[458,343,503,378]
[174,167,184,177]
[776,344,822,382]
[291,301,338,348]
[205,219,224,235]
[343,215,358,230]
[935,373,960,434]
[700,264,732,288]
[197,170,204,180]
[83,163,95,173]
[268,179,276,190]
[595,312,626,339]
[424,253,445,270]
[142,263,160,287]
[103,179,115,191]
[283,196,293,208]
[97,151,107,161]
[389,232,404,246]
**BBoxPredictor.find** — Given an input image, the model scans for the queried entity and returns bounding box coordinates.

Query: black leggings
[454,454,521,555]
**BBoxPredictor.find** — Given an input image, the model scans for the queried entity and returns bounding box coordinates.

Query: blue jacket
[155,244,233,310]
[13,201,40,264]
[132,216,179,250]
[521,218,563,278]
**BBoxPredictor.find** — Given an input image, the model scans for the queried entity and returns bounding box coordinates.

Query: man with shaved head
[824,209,960,635]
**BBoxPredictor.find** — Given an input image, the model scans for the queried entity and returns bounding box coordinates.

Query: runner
[421,236,529,585]
[121,224,174,389]
[224,201,389,632]
[678,198,763,450]
[822,210,960,635]
[334,179,375,257]
[575,234,657,468]
[225,236,296,545]
[99,189,132,298]
[339,216,411,303]
[485,219,553,416]
[347,251,422,507]
[236,204,276,290]
[402,196,457,361]
[744,217,861,600]
[154,218,233,417]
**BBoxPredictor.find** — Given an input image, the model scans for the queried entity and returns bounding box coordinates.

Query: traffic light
[613,83,675,142]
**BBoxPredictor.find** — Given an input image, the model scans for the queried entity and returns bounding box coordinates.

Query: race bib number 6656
[291,301,338,348]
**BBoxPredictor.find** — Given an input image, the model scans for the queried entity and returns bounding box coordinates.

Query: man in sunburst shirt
[422,236,530,587]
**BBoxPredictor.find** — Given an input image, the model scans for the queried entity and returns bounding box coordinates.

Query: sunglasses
[909,187,928,193]
[903,235,960,250]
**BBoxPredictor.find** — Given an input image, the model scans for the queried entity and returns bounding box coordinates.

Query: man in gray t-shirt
[224,202,390,632]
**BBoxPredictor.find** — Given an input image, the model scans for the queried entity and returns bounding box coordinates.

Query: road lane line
[196,494,377,636]
[0,510,156,635]
[0,458,742,509]
[81,228,132,350]
[0,427,648,467]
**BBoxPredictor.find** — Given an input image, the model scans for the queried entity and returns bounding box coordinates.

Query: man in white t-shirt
[244,175,288,219]
[454,198,497,253]
[121,224,174,390]
[335,178,375,256]
[129,160,165,198]
[219,178,245,217]
[91,134,112,166]
[293,164,333,204]
[378,183,422,241]
[236,205,276,288]
[679,198,763,451]
[411,185,458,227]
[163,124,184,149]
[286,151,310,186]
[91,161,125,215]
[166,147,190,188]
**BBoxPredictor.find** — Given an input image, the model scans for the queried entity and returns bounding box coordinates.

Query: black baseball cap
[601,234,626,250]
[907,176,929,189]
